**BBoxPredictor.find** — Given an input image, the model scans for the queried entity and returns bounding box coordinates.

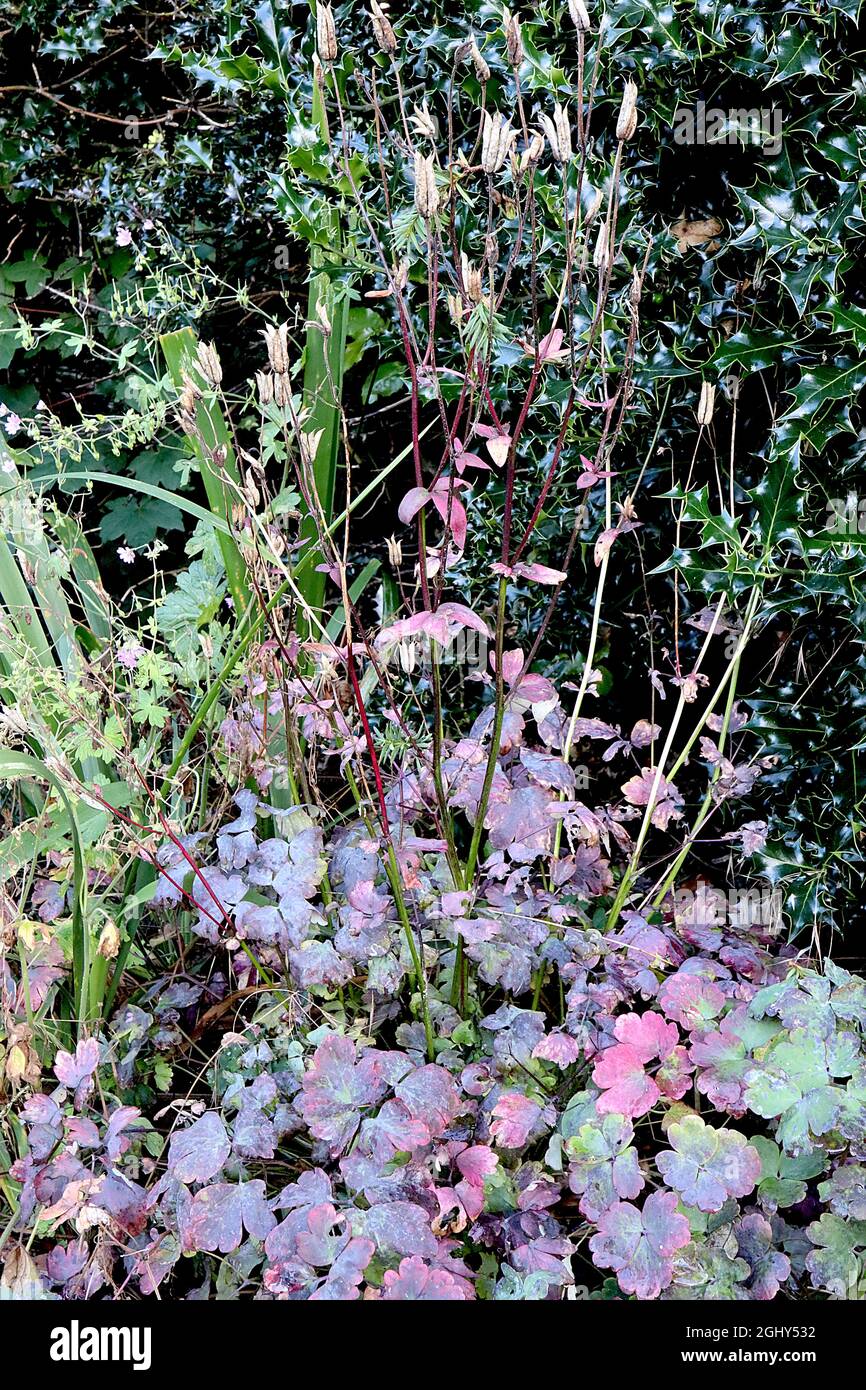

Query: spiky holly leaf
[805,1213,866,1297]
[166,1112,231,1185]
[565,1114,645,1220]
[657,1115,761,1212]
[589,1191,691,1300]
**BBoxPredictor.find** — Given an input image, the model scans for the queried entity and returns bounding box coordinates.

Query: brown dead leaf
[670,215,723,253]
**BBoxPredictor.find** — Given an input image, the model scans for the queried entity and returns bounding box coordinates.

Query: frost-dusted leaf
[54,1038,100,1109]
[490,1092,551,1149]
[734,1213,791,1300]
[358,1099,430,1162]
[381,1255,470,1300]
[805,1213,866,1297]
[620,767,683,830]
[658,971,726,1030]
[485,784,555,861]
[566,1115,645,1220]
[519,748,575,793]
[290,939,354,989]
[657,1115,761,1212]
[589,1191,691,1299]
[394,1064,461,1137]
[532,1032,582,1066]
[689,1007,772,1115]
[818,1165,866,1220]
[45,1239,88,1284]
[310,1236,376,1301]
[296,1035,410,1157]
[183,1179,275,1254]
[166,1111,230,1185]
[592,1044,660,1119]
[359,1200,439,1259]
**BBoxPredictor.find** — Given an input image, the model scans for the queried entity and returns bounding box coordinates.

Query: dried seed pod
[98,922,121,959]
[196,341,222,387]
[481,110,515,173]
[413,151,439,219]
[409,101,437,141]
[539,104,572,164]
[697,381,716,426]
[616,79,639,141]
[469,37,491,82]
[262,323,290,375]
[447,292,464,325]
[369,0,397,54]
[273,372,293,408]
[386,534,403,567]
[316,2,338,63]
[630,269,642,306]
[519,131,545,171]
[504,9,523,67]
[256,370,275,405]
[568,0,591,30]
[585,186,604,223]
[592,218,609,271]
[461,252,483,303]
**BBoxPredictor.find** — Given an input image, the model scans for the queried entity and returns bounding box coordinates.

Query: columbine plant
[2,6,865,1306]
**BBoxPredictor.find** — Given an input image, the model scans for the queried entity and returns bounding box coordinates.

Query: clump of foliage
[2,0,866,1305]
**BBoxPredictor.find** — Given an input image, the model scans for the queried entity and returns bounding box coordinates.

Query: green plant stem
[464,579,508,889]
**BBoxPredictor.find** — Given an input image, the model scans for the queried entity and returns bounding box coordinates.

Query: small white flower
[117,546,136,564]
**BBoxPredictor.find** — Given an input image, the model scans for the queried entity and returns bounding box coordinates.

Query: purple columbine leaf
[656,1114,761,1212]
[589,1190,691,1299]
[166,1111,231,1185]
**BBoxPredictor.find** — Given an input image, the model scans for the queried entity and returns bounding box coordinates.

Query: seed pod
[697,381,716,426]
[481,110,515,173]
[469,37,491,82]
[409,100,437,141]
[629,269,642,306]
[592,218,609,271]
[568,0,591,30]
[256,371,275,405]
[447,292,464,325]
[539,104,572,164]
[369,0,397,55]
[585,186,604,223]
[316,2,337,63]
[519,131,545,171]
[98,922,121,959]
[273,372,293,408]
[504,9,523,67]
[616,79,639,141]
[262,323,290,375]
[461,252,483,303]
[413,151,439,219]
[386,534,403,567]
[179,373,201,418]
[197,341,222,387]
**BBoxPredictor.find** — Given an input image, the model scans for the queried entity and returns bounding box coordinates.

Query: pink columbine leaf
[592,1043,660,1118]
[490,1092,546,1149]
[613,1011,679,1064]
